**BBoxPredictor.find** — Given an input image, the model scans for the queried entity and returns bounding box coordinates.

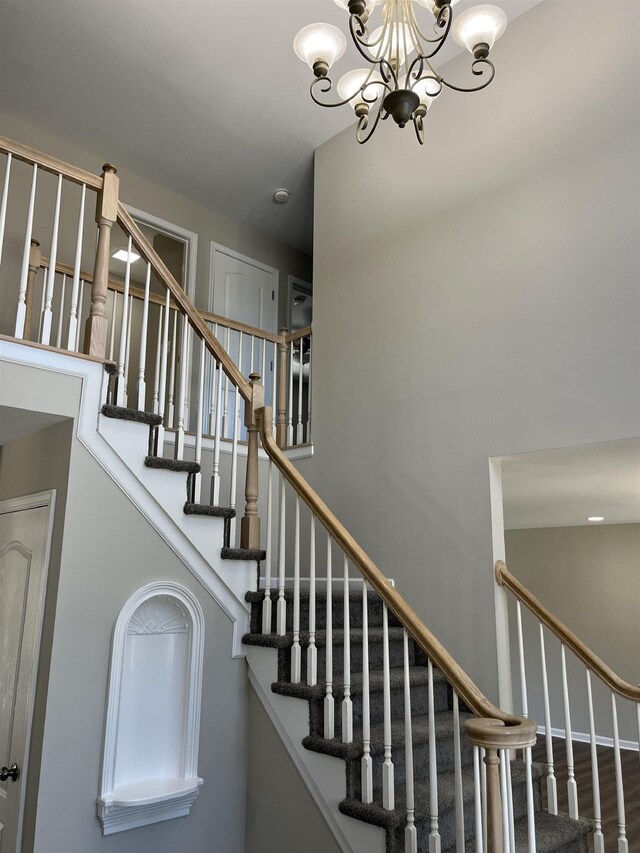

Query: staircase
[243,587,590,853]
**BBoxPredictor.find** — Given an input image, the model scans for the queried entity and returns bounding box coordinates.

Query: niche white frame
[97,581,205,835]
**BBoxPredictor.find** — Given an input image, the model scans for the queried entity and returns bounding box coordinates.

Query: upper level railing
[497,560,639,852]
[0,134,540,852]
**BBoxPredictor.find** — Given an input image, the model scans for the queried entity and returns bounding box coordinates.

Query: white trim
[0,489,56,853]
[537,725,639,753]
[488,457,514,713]
[170,430,314,461]
[208,242,279,333]
[125,205,198,303]
[97,581,204,834]
[0,340,250,657]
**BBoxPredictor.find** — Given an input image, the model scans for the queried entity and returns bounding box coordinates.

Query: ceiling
[0,0,540,256]
[500,438,640,530]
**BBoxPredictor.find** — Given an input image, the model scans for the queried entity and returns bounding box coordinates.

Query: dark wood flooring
[531,736,639,852]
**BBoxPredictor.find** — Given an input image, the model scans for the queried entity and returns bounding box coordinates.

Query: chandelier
[293,0,507,144]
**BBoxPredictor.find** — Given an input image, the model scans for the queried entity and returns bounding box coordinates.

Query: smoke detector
[273,188,290,204]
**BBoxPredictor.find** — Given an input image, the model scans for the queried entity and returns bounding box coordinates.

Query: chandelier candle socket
[294,0,507,143]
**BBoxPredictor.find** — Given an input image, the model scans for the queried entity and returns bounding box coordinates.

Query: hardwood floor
[532,736,640,852]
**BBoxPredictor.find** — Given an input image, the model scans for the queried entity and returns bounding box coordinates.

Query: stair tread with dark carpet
[271,664,445,701]
[242,626,408,649]
[144,456,200,474]
[184,502,236,518]
[221,547,266,561]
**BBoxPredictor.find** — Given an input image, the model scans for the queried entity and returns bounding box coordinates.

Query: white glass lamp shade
[452,5,507,54]
[337,68,384,107]
[293,23,347,71]
[370,22,414,67]
[412,75,440,108]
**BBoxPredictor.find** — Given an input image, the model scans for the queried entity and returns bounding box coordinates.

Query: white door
[210,245,278,334]
[0,494,53,853]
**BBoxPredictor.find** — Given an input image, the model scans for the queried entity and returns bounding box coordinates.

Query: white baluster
[427,658,439,850]
[115,236,132,406]
[287,340,294,446]
[307,333,312,442]
[453,692,465,852]
[505,751,516,853]
[324,535,334,739]
[307,515,317,686]
[250,334,255,376]
[382,602,395,810]
[260,339,266,407]
[152,305,162,414]
[193,337,205,504]
[55,274,66,348]
[15,163,38,339]
[156,291,171,452]
[516,601,529,722]
[473,747,484,853]
[40,173,62,345]
[361,581,372,802]
[560,644,579,818]
[137,262,151,410]
[229,332,242,539]
[261,461,274,634]
[291,494,302,683]
[123,295,133,406]
[75,279,85,352]
[167,310,178,426]
[37,269,46,340]
[586,671,604,853]
[271,340,278,437]
[211,361,223,504]
[207,323,217,434]
[341,554,353,743]
[539,623,558,813]
[67,183,86,351]
[499,750,511,853]
[481,747,488,853]
[297,336,304,443]
[525,746,537,853]
[174,314,189,459]
[612,694,629,853]
[0,152,12,270]
[222,327,230,437]
[109,290,118,362]
[404,629,417,853]
[276,476,286,636]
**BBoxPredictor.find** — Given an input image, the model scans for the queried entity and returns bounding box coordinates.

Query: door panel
[0,502,50,853]
[211,246,278,335]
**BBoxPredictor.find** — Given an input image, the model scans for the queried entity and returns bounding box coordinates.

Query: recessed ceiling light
[587,516,605,522]
[112,248,141,263]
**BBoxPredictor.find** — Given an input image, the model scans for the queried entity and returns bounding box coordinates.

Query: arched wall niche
[97,581,205,835]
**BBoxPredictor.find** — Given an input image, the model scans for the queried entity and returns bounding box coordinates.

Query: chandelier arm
[309,75,392,110]
[413,112,425,145]
[356,101,386,144]
[439,58,496,93]
[406,2,452,49]
[349,11,384,53]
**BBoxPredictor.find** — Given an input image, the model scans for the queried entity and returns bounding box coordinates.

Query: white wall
[505,523,640,743]
[305,0,640,700]
[1,361,248,853]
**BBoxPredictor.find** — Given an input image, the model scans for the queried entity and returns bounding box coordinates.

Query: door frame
[0,490,56,853]
[209,243,279,332]
[125,205,198,302]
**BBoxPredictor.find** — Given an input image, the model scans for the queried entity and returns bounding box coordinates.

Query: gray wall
[305,0,640,700]
[0,113,312,333]
[1,362,248,853]
[245,688,341,853]
[505,523,640,743]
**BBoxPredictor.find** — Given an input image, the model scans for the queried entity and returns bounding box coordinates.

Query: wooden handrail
[257,405,536,748]
[0,135,103,190]
[496,560,640,703]
[285,325,312,343]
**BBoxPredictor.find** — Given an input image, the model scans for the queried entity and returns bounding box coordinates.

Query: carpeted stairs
[243,588,591,853]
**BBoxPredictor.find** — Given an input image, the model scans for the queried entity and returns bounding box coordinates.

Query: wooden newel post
[24,239,41,340]
[276,327,288,448]
[465,715,536,853]
[241,373,264,550]
[84,163,119,357]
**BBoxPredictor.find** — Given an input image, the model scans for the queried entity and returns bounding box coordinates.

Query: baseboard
[537,725,639,752]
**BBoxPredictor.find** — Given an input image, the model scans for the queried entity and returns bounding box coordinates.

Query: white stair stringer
[0,340,252,657]
[246,645,386,853]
